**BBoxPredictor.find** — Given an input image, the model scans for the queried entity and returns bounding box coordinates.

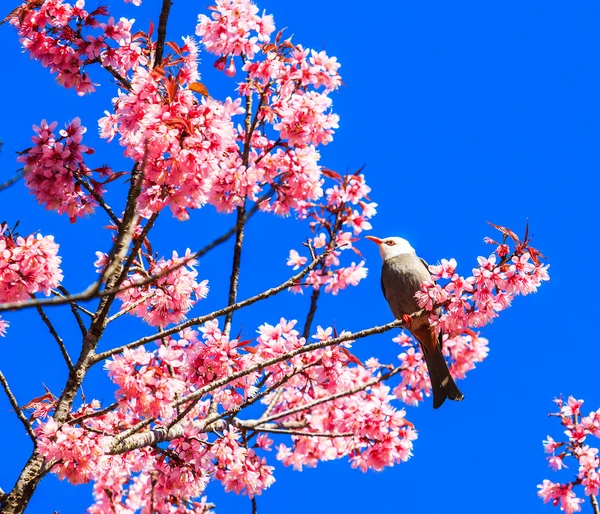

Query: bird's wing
[380,272,388,301]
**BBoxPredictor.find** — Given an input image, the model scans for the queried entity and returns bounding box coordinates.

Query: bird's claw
[402,314,413,326]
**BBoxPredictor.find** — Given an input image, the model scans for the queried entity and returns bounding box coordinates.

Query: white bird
[366,235,464,409]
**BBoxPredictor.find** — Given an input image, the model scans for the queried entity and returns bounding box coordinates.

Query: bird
[366,235,464,409]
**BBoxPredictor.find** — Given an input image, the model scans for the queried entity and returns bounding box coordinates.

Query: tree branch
[0,370,36,443]
[154,0,172,67]
[0,170,24,193]
[302,288,320,339]
[92,249,331,363]
[244,365,403,429]
[107,317,408,454]
[35,305,73,371]
[591,494,599,514]
[223,204,246,337]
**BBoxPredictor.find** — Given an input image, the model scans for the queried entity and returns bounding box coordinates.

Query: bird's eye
[386,240,395,246]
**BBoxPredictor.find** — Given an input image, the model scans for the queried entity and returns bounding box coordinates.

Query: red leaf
[148,20,154,38]
[165,41,184,57]
[21,387,56,411]
[350,246,364,258]
[486,221,520,242]
[528,246,547,266]
[189,82,210,98]
[321,168,342,181]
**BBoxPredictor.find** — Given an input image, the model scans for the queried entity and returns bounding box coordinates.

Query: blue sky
[1,1,599,513]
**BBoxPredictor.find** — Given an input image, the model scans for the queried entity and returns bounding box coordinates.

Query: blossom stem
[0,369,36,443]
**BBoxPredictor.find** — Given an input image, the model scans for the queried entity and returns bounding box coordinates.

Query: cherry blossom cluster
[286,172,376,296]
[195,1,342,216]
[98,37,244,220]
[17,118,113,222]
[0,223,63,305]
[415,223,549,337]
[95,249,209,327]
[196,0,275,62]
[538,397,600,514]
[9,0,144,95]
[32,316,416,508]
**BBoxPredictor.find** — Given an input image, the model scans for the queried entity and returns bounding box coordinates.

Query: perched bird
[366,235,464,409]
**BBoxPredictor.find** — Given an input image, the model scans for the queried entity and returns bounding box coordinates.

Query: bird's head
[365,236,416,260]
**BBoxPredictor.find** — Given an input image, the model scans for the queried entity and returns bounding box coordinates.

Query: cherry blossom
[18,118,111,222]
[0,224,63,303]
[538,397,600,514]
[116,250,209,327]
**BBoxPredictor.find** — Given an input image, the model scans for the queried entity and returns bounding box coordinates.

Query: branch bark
[591,494,599,514]
[223,204,246,337]
[154,0,172,67]
[0,370,36,443]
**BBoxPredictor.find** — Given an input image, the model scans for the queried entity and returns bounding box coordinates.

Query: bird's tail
[414,327,464,409]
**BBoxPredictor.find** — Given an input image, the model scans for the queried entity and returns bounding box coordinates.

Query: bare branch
[223,204,246,337]
[154,0,172,67]
[35,305,73,371]
[75,176,121,227]
[54,287,89,335]
[239,424,355,439]
[65,402,119,426]
[302,288,320,339]
[0,170,24,193]
[591,494,599,514]
[0,370,37,443]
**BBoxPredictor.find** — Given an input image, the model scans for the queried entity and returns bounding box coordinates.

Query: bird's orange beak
[365,236,383,245]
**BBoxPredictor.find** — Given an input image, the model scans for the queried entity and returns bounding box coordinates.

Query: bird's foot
[402,314,413,326]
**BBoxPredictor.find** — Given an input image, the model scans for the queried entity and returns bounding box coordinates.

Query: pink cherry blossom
[538,397,600,513]
[117,250,209,326]
[0,316,8,336]
[0,225,63,303]
[18,118,108,222]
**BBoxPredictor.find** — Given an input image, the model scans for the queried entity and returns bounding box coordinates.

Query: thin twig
[102,64,131,90]
[0,170,24,193]
[65,401,119,425]
[244,426,355,438]
[591,494,599,514]
[0,369,37,443]
[92,250,331,363]
[35,305,73,371]
[54,287,93,317]
[245,366,403,428]
[154,0,172,67]
[251,497,257,514]
[106,292,156,324]
[75,176,121,226]
[54,288,88,335]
